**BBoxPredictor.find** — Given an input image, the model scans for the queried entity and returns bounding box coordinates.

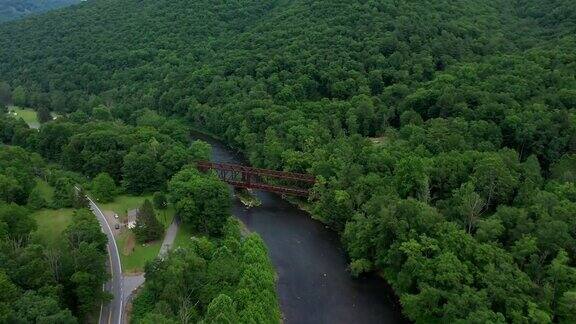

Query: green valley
[0,0,575,322]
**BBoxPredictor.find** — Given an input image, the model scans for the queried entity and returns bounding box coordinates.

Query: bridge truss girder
[197,161,314,197]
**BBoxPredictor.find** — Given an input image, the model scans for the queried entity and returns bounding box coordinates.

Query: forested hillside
[0,0,575,322]
[0,0,81,23]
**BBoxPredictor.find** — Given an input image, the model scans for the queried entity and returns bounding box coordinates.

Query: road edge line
[88,196,123,324]
[76,185,123,324]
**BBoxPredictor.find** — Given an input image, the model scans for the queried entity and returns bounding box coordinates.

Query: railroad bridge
[197,161,315,197]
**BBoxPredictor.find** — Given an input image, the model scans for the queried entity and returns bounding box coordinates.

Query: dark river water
[191,132,406,324]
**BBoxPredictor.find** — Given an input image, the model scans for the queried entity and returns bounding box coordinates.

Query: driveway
[159,217,179,258]
[119,217,179,322]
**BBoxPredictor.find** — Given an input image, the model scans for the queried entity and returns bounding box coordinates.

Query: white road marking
[89,196,123,324]
[76,186,123,324]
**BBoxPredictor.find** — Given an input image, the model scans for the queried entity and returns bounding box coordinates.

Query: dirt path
[159,217,179,258]
[121,217,179,323]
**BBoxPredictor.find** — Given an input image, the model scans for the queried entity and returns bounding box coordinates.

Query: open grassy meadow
[35,179,55,204]
[31,208,75,246]
[98,194,153,225]
[8,106,39,128]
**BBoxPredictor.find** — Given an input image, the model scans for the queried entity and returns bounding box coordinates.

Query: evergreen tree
[152,191,167,210]
[134,199,163,243]
[37,107,52,124]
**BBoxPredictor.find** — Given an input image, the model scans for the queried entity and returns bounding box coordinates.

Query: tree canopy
[131,219,280,323]
[0,0,575,321]
[169,167,231,236]
[134,199,164,243]
[0,0,81,23]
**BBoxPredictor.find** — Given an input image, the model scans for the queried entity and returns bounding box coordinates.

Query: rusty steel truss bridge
[197,161,316,197]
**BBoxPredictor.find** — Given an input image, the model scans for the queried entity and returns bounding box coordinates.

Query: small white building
[127,209,139,229]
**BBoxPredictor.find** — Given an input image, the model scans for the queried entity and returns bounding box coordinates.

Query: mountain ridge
[0,0,82,23]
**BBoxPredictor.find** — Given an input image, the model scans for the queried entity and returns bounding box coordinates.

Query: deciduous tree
[169,168,230,235]
[12,86,26,107]
[92,172,116,203]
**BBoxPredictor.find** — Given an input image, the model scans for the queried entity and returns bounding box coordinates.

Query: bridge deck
[197,161,314,197]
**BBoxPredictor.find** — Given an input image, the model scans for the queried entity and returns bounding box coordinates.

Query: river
[191,132,407,324]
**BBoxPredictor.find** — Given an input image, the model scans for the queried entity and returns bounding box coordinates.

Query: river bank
[190,130,407,324]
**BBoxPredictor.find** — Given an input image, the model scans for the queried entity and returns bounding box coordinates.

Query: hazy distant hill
[0,0,82,22]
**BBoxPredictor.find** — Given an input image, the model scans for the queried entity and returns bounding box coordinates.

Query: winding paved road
[80,186,179,323]
[86,195,123,324]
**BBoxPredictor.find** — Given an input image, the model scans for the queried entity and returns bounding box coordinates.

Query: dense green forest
[0,144,109,322]
[0,0,81,23]
[0,0,575,322]
[132,219,280,323]
[0,109,280,322]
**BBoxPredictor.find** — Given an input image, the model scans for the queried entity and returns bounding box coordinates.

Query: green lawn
[156,205,176,228]
[98,194,152,221]
[173,223,197,250]
[8,106,39,128]
[99,194,176,273]
[35,179,55,204]
[29,194,175,273]
[98,194,175,226]
[31,208,75,246]
[29,191,180,272]
[117,231,162,274]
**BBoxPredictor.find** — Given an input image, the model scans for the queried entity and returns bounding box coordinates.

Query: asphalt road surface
[87,196,123,324]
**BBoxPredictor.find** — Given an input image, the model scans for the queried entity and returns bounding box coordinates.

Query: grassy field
[98,194,175,226]
[7,106,60,128]
[31,208,75,246]
[117,231,162,273]
[99,194,176,273]
[8,106,39,128]
[28,191,178,272]
[98,195,152,221]
[29,180,69,247]
[35,179,55,204]
[173,223,197,250]
[156,205,176,228]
